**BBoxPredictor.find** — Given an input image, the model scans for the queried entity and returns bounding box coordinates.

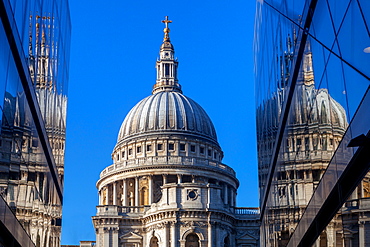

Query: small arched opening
[224,235,230,247]
[185,233,199,247]
[150,236,159,247]
[319,231,327,247]
[140,186,148,205]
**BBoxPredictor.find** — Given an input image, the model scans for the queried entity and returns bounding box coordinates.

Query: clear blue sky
[61,0,257,244]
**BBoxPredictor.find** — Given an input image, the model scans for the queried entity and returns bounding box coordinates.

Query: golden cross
[162,16,172,29]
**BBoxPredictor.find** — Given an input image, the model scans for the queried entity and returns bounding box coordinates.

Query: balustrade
[233,207,260,215]
[99,156,236,178]
[96,205,150,216]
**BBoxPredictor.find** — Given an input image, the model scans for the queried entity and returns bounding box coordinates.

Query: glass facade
[254,0,370,246]
[0,0,70,247]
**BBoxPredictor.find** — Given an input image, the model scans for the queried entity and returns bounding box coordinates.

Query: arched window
[185,233,199,247]
[224,235,230,247]
[150,236,159,247]
[319,231,327,247]
[140,186,148,205]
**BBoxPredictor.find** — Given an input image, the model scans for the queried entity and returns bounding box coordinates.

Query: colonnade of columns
[98,174,236,207]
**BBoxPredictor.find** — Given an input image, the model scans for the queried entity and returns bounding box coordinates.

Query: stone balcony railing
[344,197,370,211]
[233,207,260,215]
[100,156,236,179]
[282,150,335,163]
[96,205,259,217]
[96,205,151,216]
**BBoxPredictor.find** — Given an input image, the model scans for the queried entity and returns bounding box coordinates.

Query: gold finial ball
[163,27,170,33]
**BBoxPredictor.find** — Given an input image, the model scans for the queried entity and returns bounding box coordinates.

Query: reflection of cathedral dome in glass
[117,91,218,143]
[292,85,347,128]
[257,50,347,135]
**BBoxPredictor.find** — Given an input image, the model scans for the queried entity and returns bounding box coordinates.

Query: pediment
[237,231,259,240]
[120,231,143,241]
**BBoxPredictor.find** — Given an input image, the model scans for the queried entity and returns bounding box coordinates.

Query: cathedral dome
[117,90,218,144]
[96,21,241,240]
[115,17,219,147]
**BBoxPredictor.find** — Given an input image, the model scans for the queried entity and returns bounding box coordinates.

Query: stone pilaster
[171,221,177,247]
[207,221,212,247]
[112,227,119,247]
[103,228,110,247]
[359,220,365,247]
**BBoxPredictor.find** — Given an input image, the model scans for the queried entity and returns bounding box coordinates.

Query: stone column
[177,174,182,184]
[214,223,218,246]
[135,177,139,206]
[233,188,236,207]
[103,228,110,247]
[113,182,117,205]
[224,184,228,205]
[208,221,212,247]
[171,221,177,247]
[314,236,320,247]
[122,179,127,206]
[359,220,365,247]
[96,229,100,247]
[163,222,169,247]
[207,184,211,208]
[148,175,153,204]
[326,224,335,247]
[106,185,110,205]
[112,227,119,247]
[163,174,167,184]
[230,188,234,207]
[42,174,47,202]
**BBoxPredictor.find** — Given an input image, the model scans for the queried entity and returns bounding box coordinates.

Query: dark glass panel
[336,0,370,78]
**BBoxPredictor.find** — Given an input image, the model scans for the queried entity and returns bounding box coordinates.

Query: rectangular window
[190,145,196,152]
[305,137,309,150]
[200,146,204,154]
[137,146,142,153]
[208,149,212,156]
[165,64,170,76]
[313,137,318,150]
[157,143,163,151]
[180,143,186,151]
[28,172,36,182]
[122,151,125,159]
[129,148,132,155]
[278,172,287,180]
[32,139,38,147]
[147,145,152,152]
[297,170,304,180]
[312,170,321,181]
[297,138,301,146]
[322,138,327,151]
[169,143,174,151]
